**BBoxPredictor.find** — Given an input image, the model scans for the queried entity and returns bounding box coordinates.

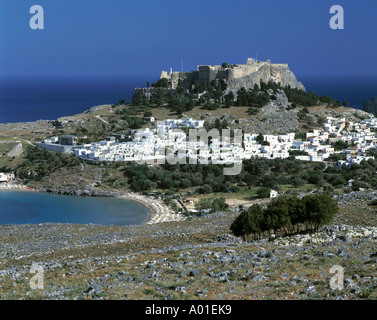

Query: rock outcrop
[6,143,23,157]
[225,63,305,95]
[36,186,123,197]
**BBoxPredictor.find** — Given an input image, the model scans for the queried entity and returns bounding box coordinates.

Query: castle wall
[215,69,230,81]
[198,66,210,82]
[171,72,192,82]
[198,65,222,82]
[143,60,305,100]
[231,65,259,79]
[160,71,169,79]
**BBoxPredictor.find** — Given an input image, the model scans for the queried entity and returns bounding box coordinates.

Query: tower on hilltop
[246,57,255,65]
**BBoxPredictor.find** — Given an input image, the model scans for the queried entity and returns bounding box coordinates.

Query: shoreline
[0,183,184,225]
[118,192,185,225]
[0,183,31,191]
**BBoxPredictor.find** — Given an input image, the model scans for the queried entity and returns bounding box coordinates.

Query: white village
[36,116,377,169]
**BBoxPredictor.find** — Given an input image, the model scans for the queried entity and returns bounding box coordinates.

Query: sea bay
[0,190,150,226]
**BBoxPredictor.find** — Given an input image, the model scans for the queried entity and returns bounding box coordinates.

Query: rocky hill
[133,62,305,103]
[188,90,373,135]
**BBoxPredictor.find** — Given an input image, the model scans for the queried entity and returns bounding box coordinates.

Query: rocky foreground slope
[0,193,377,300]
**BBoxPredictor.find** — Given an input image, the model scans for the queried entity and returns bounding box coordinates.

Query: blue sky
[1,0,376,80]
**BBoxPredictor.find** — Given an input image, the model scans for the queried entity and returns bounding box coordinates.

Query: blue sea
[300,76,377,110]
[0,77,153,123]
[0,190,150,226]
[0,76,376,123]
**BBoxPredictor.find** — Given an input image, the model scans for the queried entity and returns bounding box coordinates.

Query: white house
[0,173,14,182]
[270,189,278,198]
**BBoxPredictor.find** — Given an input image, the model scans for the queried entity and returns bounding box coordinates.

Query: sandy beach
[118,192,185,224]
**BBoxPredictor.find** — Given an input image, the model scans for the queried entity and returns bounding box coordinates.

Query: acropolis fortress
[159,58,305,92]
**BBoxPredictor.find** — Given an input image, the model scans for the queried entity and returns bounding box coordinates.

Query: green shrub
[230,204,264,238]
[230,194,338,238]
[367,199,377,206]
[256,187,271,199]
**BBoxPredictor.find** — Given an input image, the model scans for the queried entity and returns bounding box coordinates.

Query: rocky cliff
[225,63,306,95]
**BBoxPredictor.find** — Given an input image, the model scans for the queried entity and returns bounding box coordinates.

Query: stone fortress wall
[133,57,305,102]
[159,58,301,90]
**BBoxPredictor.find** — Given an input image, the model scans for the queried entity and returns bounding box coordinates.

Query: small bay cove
[0,190,151,226]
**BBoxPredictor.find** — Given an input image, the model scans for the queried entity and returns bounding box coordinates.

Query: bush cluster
[230,194,339,239]
[194,196,229,213]
[16,146,83,179]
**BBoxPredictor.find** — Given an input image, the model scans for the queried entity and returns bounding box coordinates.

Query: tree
[333,140,348,151]
[195,198,212,211]
[230,204,264,238]
[222,62,228,68]
[264,197,292,234]
[302,194,338,231]
[260,175,279,189]
[224,91,235,108]
[256,187,271,199]
[290,174,305,187]
[153,78,170,88]
[199,184,213,194]
[343,100,349,107]
[307,170,324,185]
[327,153,347,161]
[285,196,306,233]
[230,194,338,239]
[125,116,145,129]
[244,158,269,177]
[203,100,220,110]
[168,93,192,114]
[151,88,166,106]
[177,85,186,95]
[211,197,229,212]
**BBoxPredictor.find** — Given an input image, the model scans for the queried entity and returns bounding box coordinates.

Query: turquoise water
[0,191,150,226]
